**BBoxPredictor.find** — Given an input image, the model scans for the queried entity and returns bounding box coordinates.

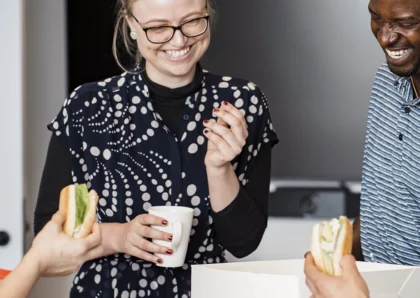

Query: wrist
[205,163,232,177]
[22,248,43,277]
[100,222,126,253]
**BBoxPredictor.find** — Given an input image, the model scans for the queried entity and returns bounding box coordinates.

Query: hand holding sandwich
[0,211,102,298]
[29,211,103,276]
[305,216,369,298]
[304,252,369,298]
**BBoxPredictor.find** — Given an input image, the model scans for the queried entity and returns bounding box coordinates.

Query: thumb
[50,211,66,225]
[83,223,102,250]
[92,223,101,238]
[340,255,359,275]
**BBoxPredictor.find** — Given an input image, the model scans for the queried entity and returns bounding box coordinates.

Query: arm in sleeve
[212,143,271,258]
[33,134,73,235]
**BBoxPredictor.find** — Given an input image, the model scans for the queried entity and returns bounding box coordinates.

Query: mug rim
[148,206,194,213]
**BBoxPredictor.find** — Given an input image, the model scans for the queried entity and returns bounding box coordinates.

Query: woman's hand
[116,214,174,265]
[28,211,103,277]
[203,101,248,170]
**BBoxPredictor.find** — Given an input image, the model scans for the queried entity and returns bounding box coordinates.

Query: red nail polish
[157,259,163,264]
[166,249,173,255]
[162,220,168,225]
[214,108,220,113]
[169,235,173,241]
[204,129,209,134]
[203,120,209,124]
[223,101,228,105]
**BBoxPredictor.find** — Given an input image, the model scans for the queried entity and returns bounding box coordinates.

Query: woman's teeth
[386,49,409,59]
[165,47,191,58]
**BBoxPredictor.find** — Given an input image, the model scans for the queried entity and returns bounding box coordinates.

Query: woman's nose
[170,29,188,48]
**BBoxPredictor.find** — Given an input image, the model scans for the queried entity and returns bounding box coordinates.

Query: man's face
[369,0,420,77]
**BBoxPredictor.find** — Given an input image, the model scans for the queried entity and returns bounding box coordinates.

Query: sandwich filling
[319,216,347,276]
[74,184,89,233]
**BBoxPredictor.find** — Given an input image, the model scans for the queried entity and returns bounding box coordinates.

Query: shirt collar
[393,75,412,96]
[394,76,410,88]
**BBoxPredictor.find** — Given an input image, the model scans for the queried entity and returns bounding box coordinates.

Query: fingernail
[204,129,209,134]
[223,101,228,105]
[203,120,209,124]
[166,249,173,255]
[168,235,173,241]
[157,259,163,264]
[162,220,168,225]
[214,108,220,113]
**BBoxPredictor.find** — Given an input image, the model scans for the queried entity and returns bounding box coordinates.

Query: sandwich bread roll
[59,184,99,239]
[310,216,352,276]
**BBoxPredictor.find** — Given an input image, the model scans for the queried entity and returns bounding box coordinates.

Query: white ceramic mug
[148,206,194,268]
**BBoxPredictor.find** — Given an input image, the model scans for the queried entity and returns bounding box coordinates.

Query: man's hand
[304,252,369,298]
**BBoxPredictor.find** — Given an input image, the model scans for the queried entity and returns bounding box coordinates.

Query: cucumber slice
[322,222,333,243]
[322,250,334,276]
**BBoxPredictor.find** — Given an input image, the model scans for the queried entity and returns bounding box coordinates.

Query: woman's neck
[145,61,196,89]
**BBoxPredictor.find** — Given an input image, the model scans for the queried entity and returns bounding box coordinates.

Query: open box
[192,259,420,298]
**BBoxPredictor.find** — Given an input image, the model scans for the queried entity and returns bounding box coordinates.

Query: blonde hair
[112,0,217,73]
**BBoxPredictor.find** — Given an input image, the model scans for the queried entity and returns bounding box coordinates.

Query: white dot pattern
[48,67,278,297]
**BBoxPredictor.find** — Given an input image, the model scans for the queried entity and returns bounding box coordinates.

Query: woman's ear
[125,14,138,40]
[125,14,136,32]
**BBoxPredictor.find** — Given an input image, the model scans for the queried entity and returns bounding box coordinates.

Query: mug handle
[170,221,182,252]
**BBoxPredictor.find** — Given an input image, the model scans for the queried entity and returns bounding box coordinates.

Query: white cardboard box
[191,259,420,298]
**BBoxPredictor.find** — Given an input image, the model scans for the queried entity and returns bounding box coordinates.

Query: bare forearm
[0,251,41,298]
[206,164,240,212]
[98,222,125,257]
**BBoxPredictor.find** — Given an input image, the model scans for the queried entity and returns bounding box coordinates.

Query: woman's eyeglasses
[131,14,210,44]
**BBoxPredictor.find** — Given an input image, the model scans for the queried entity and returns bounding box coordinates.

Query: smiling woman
[113,0,216,79]
[34,0,278,297]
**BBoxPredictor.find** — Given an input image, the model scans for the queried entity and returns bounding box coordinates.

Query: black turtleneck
[139,61,203,139]
[34,63,272,259]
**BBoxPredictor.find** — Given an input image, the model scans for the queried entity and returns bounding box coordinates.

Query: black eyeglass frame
[131,14,210,44]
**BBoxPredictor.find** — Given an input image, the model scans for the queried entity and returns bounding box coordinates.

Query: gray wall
[23,0,73,297]
[202,0,384,181]
[0,0,24,271]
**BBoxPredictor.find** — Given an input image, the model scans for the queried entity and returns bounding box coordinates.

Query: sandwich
[59,184,99,239]
[310,216,352,276]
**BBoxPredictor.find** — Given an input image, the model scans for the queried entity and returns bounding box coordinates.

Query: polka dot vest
[49,68,278,297]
